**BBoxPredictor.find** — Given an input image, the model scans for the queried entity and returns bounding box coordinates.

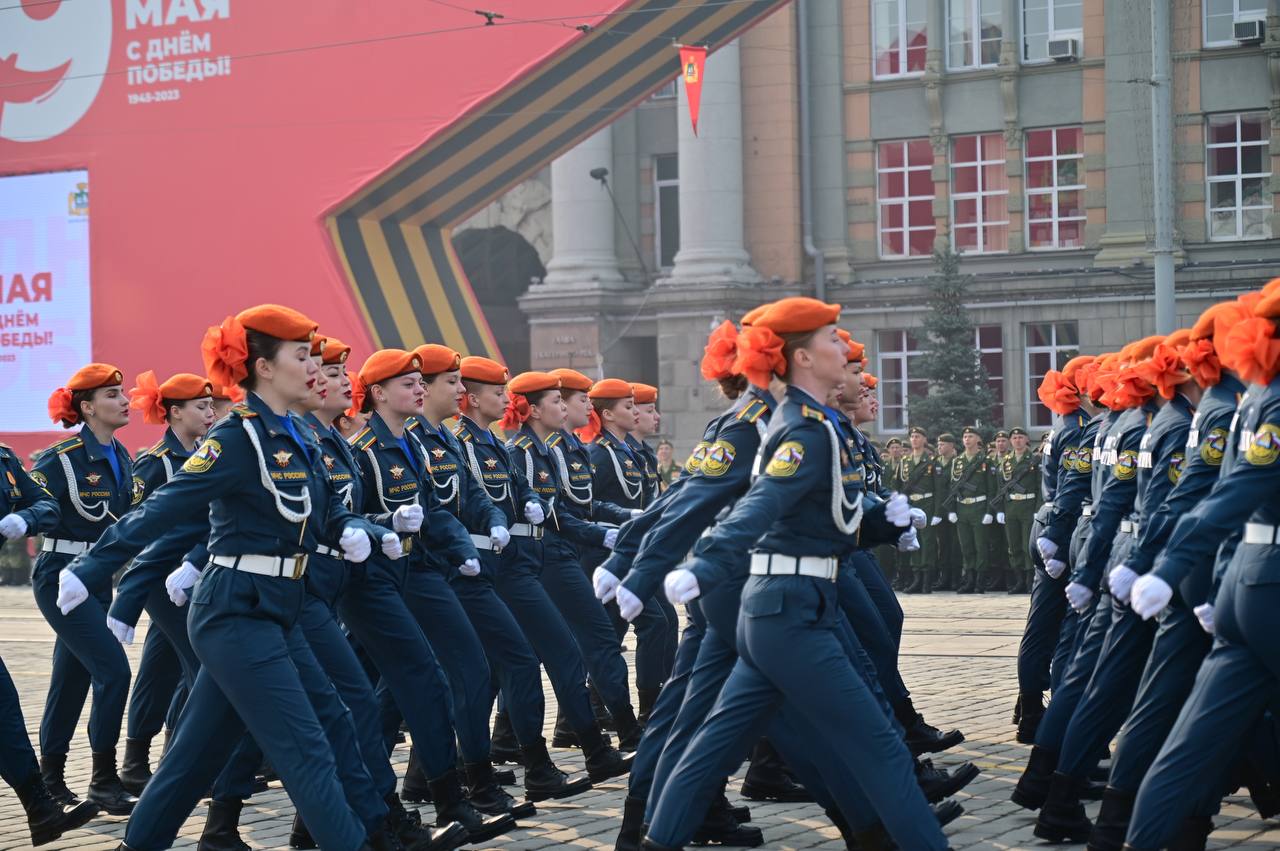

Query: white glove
[1193,602,1215,635]
[593,567,620,602]
[981,513,994,525]
[106,616,135,646]
[339,526,372,563]
[909,507,927,529]
[897,528,920,552]
[380,533,403,560]
[615,585,644,622]
[1065,581,1094,614]
[490,526,510,551]
[1107,564,1138,603]
[1044,558,1068,579]
[947,512,959,524]
[603,528,619,550]
[930,515,942,527]
[0,512,28,539]
[996,512,1006,525]
[630,509,644,519]
[392,504,423,533]
[884,494,911,527]
[56,568,89,615]
[664,569,701,605]
[458,558,481,577]
[524,501,545,525]
[1130,574,1173,621]
[165,561,202,607]
[1036,536,1059,562]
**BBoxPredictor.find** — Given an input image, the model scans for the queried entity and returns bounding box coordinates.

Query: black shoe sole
[550,735,581,749]
[922,762,981,803]
[402,787,433,804]
[526,776,594,802]
[428,821,471,851]
[739,783,814,803]
[455,813,518,844]
[490,749,525,766]
[934,799,964,828]
[1033,819,1093,843]
[907,729,965,757]
[119,774,151,797]
[691,826,765,847]
[494,768,517,786]
[31,800,99,847]
[729,805,751,823]
[588,758,635,784]
[1011,784,1048,811]
[86,795,137,817]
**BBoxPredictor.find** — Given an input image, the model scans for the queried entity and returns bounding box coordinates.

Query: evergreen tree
[907,247,997,438]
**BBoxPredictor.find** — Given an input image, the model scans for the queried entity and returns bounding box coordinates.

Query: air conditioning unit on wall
[1048,38,1079,61]
[1234,19,1264,44]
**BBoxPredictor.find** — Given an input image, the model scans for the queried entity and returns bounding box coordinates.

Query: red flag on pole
[678,44,707,136]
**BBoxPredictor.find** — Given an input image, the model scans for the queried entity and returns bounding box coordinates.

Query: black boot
[40,753,82,807]
[401,746,432,803]
[199,800,250,851]
[1166,816,1212,850]
[919,567,934,594]
[119,737,153,796]
[894,699,965,756]
[550,709,582,748]
[1008,571,1027,594]
[16,770,98,847]
[580,725,635,782]
[850,822,896,851]
[427,768,517,843]
[691,795,763,847]
[1011,745,1057,810]
[384,792,469,851]
[933,798,964,827]
[640,838,681,851]
[520,739,593,802]
[1034,772,1094,842]
[1086,786,1135,851]
[464,761,536,818]
[490,709,523,766]
[1016,691,1045,744]
[983,570,1004,593]
[615,795,647,851]
[614,703,644,751]
[87,751,139,815]
[637,688,661,727]
[904,568,924,594]
[289,813,317,849]
[590,683,616,730]
[741,740,812,802]
[931,568,951,592]
[823,806,856,850]
[955,572,976,594]
[915,757,980,803]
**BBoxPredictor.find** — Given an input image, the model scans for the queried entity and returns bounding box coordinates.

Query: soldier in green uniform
[985,430,1011,592]
[993,427,1040,594]
[882,438,905,589]
[898,427,936,594]
[932,434,961,591]
[948,427,995,593]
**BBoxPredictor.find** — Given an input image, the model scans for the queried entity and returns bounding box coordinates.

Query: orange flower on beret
[1135,343,1191,400]
[733,324,786,389]
[631,383,657,405]
[549,368,593,393]
[130,371,213,425]
[1221,316,1280,385]
[201,304,316,390]
[1037,370,1080,416]
[48,364,125,426]
[701,320,740,382]
[413,344,462,375]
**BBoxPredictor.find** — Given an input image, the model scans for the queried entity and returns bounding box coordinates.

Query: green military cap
[937,432,957,445]
[1010,427,1028,437]
[885,437,903,447]
[908,426,927,438]
[962,426,981,437]
[995,429,1010,439]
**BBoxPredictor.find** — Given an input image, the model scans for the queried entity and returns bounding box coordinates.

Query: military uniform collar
[456,415,494,444]
[1217,373,1246,397]
[245,392,304,442]
[76,424,122,465]
[747,384,778,411]
[161,427,194,458]
[518,424,551,456]
[597,429,629,450]
[366,411,413,450]
[1170,392,1195,415]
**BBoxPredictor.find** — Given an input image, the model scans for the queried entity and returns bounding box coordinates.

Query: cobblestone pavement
[1,585,1277,850]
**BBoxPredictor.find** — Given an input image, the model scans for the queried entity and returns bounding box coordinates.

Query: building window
[1204,0,1268,47]
[1024,126,1085,250]
[977,325,1005,425]
[653,154,680,268]
[948,0,1002,70]
[877,139,936,259]
[1022,0,1082,63]
[1206,112,1272,242]
[874,0,927,79]
[877,329,928,432]
[1025,321,1079,427]
[951,133,1009,254]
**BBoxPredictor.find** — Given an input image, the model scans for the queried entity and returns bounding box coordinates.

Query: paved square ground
[1,586,1276,849]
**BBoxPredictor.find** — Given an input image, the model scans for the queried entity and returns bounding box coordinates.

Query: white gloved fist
[930,515,942,527]
[106,616,135,646]
[615,585,644,622]
[56,568,88,615]
[897,528,920,552]
[996,512,1006,525]
[1065,581,1094,614]
[392,504,423,533]
[524,501,545,525]
[380,533,403,560]
[909,507,927,529]
[593,567,620,602]
[981,513,994,525]
[947,512,959,524]
[458,558,481,577]
[1036,536,1059,562]
[166,561,202,607]
[664,569,701,605]
[0,513,28,539]
[490,526,510,551]
[1044,558,1068,580]
[1107,564,1139,603]
[1130,574,1173,620]
[1193,602,1215,635]
[603,528,619,550]
[884,494,911,528]
[339,526,372,563]
[630,509,644,519]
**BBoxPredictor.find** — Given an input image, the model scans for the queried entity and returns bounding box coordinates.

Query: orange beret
[1061,355,1094,383]
[239,305,317,341]
[460,356,509,385]
[862,373,878,390]
[208,380,244,402]
[413,344,462,375]
[1122,335,1164,363]
[837,329,866,363]
[67,363,123,391]
[550,368,593,393]
[631,383,658,404]
[753,297,841,335]
[202,304,316,389]
[310,335,328,357]
[508,372,560,395]
[358,349,422,387]
[1254,281,1280,319]
[1163,328,1192,350]
[321,337,351,366]
[741,304,771,326]
[589,378,634,400]
[130,372,213,425]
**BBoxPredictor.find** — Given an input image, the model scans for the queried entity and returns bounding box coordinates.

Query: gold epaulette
[351,428,376,450]
[454,427,473,443]
[736,399,767,423]
[146,439,170,457]
[512,434,533,450]
[800,404,826,422]
[231,404,256,419]
[53,437,83,455]
[546,433,563,448]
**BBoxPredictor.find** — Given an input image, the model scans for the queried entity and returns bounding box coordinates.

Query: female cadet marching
[60,305,402,851]
[638,298,950,851]
[35,364,140,815]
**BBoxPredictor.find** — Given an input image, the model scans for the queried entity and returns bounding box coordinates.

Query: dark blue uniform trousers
[0,654,40,789]
[122,567,376,851]
[849,549,903,648]
[127,627,184,741]
[32,556,131,756]
[836,563,909,706]
[135,586,201,736]
[338,559,460,779]
[646,576,945,850]
[584,541,675,692]
[1127,569,1280,849]
[1034,590,1110,753]
[1017,553,1069,697]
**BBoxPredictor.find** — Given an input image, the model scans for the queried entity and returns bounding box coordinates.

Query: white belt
[959,495,987,505]
[908,493,933,501]
[211,553,308,579]
[1041,501,1055,511]
[314,544,345,561]
[1082,504,1095,517]
[509,523,544,540]
[1010,493,1038,501]
[1244,522,1280,545]
[1120,519,1140,535]
[470,533,500,552]
[41,538,89,556]
[748,552,838,581]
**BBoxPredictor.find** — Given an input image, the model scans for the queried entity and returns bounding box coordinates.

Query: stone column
[809,0,852,282]
[660,40,760,285]
[541,125,626,289]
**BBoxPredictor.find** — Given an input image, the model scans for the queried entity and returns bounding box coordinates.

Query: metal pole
[1151,0,1176,333]
[797,0,826,301]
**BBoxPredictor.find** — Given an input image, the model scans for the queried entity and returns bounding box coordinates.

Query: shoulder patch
[30,470,48,488]
[764,441,805,477]
[800,404,826,422]
[1199,427,1227,466]
[182,439,222,474]
[131,475,146,505]
[1167,452,1185,483]
[683,441,711,474]
[1244,423,1280,467]
[736,400,767,424]
[1113,449,1139,481]
[700,439,737,477]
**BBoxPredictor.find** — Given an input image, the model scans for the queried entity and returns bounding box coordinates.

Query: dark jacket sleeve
[1043,423,1097,548]
[1071,429,1142,589]
[4,451,58,533]
[1128,415,1207,576]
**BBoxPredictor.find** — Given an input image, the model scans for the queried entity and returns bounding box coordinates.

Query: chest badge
[273,450,293,468]
[322,455,335,470]
[431,448,446,461]
[484,458,498,469]
[85,472,101,485]
[538,471,550,481]
[624,459,633,469]
[389,465,405,480]
[571,462,583,471]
